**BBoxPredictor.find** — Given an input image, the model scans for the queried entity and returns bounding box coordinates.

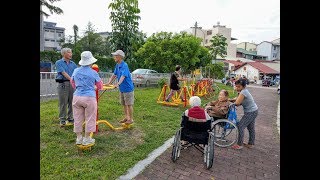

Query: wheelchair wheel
[171,129,181,162]
[211,119,238,148]
[204,133,214,169]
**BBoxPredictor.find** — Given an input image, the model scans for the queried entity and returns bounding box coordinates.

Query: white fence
[40,72,115,102]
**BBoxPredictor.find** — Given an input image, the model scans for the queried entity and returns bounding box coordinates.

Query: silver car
[132,68,161,86]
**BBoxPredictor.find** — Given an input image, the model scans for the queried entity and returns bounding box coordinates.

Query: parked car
[132,69,161,86]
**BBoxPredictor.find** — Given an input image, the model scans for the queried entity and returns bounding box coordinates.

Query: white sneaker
[82,137,95,145]
[76,137,83,145]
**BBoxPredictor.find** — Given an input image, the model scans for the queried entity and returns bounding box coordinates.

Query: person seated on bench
[184,96,211,122]
[205,89,231,119]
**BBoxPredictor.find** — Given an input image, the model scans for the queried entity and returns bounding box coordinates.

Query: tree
[208,34,228,63]
[78,22,106,56]
[108,0,141,62]
[128,30,147,70]
[204,62,225,79]
[135,32,211,73]
[40,0,63,17]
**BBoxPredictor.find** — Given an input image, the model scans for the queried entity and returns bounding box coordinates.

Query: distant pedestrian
[165,65,187,102]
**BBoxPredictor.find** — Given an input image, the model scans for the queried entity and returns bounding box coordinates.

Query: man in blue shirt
[55,48,78,126]
[106,50,134,124]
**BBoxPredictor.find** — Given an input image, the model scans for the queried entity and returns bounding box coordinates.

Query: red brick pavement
[134,87,280,180]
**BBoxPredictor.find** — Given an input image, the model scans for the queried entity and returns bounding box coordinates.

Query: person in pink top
[70,51,103,145]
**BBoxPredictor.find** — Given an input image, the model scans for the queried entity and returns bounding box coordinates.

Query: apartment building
[184,22,237,60]
[42,21,65,51]
[256,38,280,60]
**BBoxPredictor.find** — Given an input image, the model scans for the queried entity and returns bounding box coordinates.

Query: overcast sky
[44,0,280,44]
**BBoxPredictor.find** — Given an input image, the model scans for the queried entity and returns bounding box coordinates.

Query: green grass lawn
[40,82,236,179]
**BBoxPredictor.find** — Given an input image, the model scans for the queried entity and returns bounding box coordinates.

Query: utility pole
[190,21,205,46]
[191,21,199,37]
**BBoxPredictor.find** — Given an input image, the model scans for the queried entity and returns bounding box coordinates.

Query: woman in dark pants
[231,78,258,150]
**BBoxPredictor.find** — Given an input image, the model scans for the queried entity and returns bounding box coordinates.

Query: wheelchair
[171,113,215,169]
[210,104,239,148]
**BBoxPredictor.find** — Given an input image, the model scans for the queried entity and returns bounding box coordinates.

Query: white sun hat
[111,50,125,57]
[79,51,97,66]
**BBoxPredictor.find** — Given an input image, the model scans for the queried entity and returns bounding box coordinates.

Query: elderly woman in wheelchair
[204,89,239,148]
[171,96,214,169]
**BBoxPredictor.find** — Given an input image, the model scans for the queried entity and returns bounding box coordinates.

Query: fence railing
[40,72,171,102]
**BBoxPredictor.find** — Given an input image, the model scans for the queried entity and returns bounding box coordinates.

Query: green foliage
[135,32,211,73]
[94,56,116,72]
[127,31,147,70]
[208,34,228,61]
[40,50,61,63]
[108,0,141,62]
[204,62,225,79]
[78,22,108,57]
[40,0,63,17]
[157,78,168,88]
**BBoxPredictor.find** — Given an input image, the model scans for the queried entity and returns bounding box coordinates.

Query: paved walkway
[133,86,280,180]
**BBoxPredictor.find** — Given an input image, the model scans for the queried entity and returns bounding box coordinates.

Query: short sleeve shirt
[113,61,134,93]
[71,66,101,97]
[55,58,78,80]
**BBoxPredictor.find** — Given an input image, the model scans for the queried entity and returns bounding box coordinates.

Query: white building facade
[43,21,65,51]
[184,22,237,60]
[256,38,280,60]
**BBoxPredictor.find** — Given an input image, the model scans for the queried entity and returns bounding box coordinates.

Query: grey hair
[189,96,201,107]
[61,48,72,56]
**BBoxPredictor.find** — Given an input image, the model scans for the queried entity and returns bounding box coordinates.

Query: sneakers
[82,137,95,145]
[60,121,66,127]
[76,137,83,145]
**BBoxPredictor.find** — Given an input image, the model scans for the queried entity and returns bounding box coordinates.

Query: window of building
[207,30,212,35]
[45,39,50,41]
[273,53,277,57]
[58,34,62,37]
[50,30,55,33]
[205,39,208,43]
[51,40,55,42]
[45,30,49,32]
[273,46,276,50]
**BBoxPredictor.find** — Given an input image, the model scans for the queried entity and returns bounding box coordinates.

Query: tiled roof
[234,62,279,74]
[224,60,244,67]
